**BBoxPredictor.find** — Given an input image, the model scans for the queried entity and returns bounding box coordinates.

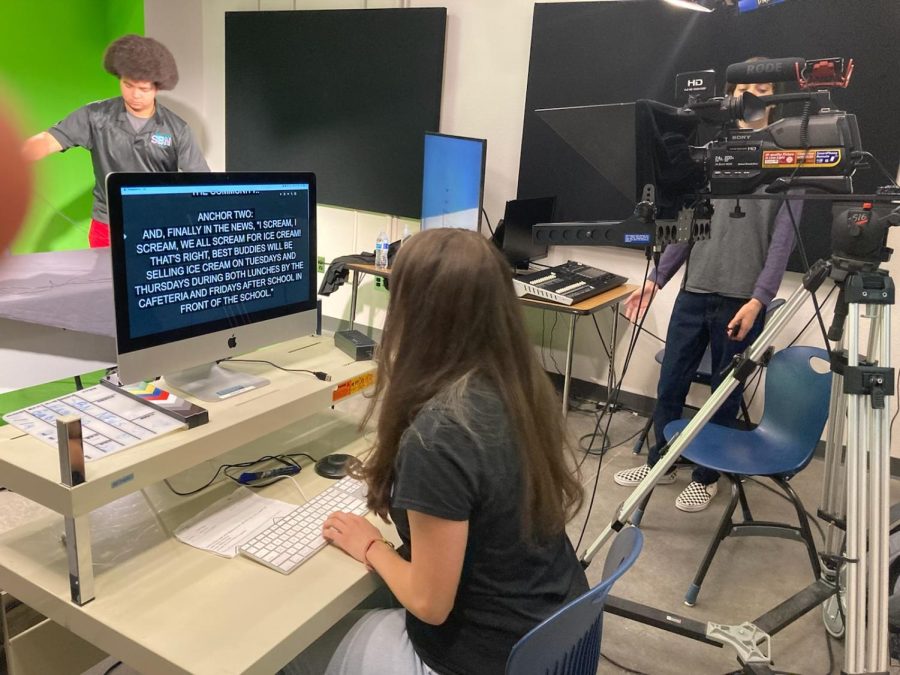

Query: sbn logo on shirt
[151,132,173,147]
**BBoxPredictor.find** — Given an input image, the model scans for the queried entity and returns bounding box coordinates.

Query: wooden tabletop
[344,262,636,316]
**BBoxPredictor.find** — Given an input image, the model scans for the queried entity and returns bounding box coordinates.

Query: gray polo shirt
[48,97,209,224]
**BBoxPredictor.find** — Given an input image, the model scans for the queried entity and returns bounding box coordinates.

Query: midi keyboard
[513,261,627,306]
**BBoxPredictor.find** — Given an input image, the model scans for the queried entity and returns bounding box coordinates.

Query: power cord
[164,452,317,496]
[891,367,900,437]
[102,661,123,675]
[481,207,494,236]
[599,650,651,675]
[618,311,666,345]
[540,310,565,377]
[852,150,900,188]
[575,257,655,553]
[219,357,331,381]
[578,422,646,456]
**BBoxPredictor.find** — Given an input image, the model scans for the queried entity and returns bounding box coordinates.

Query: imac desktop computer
[107,172,318,401]
[420,132,486,232]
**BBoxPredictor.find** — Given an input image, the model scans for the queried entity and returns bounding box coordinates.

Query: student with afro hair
[23,34,209,247]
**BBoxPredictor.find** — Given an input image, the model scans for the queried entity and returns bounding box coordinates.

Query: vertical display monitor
[107,172,318,400]
[421,132,486,232]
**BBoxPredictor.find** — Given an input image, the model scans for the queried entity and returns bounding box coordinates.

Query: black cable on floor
[600,650,651,675]
[577,418,646,456]
[102,661,123,675]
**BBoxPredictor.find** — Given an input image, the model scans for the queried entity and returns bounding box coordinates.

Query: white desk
[0,249,116,392]
[0,336,390,675]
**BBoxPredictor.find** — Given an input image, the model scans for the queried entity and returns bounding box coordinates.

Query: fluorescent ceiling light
[664,0,716,11]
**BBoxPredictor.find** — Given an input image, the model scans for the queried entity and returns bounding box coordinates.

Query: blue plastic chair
[505,527,643,675]
[663,345,832,606]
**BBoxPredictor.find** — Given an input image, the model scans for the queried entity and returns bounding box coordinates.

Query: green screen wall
[0,0,144,253]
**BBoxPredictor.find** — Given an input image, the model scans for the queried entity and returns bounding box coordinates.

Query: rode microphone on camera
[725,57,804,84]
[726,57,854,89]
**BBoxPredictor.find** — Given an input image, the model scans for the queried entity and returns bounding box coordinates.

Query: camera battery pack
[334,329,376,361]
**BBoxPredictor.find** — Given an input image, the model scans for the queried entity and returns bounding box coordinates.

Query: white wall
[145,0,900,457]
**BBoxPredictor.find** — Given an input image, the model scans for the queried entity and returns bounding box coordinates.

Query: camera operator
[614,71,804,513]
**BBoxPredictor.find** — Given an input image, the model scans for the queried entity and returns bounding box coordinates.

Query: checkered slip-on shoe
[613,464,677,487]
[674,481,719,512]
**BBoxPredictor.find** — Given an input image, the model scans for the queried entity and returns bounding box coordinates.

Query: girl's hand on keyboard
[323,511,381,564]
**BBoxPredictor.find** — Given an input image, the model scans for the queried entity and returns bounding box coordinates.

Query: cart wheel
[822,563,846,639]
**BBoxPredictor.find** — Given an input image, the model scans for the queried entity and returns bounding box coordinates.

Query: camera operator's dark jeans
[648,290,766,485]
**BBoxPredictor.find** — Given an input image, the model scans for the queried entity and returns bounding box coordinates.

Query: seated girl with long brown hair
[282,228,586,675]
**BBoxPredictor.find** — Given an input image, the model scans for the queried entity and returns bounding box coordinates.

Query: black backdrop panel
[226,9,446,219]
[518,0,900,272]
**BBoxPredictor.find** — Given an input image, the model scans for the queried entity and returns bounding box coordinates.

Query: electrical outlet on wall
[317,256,326,273]
[374,276,388,292]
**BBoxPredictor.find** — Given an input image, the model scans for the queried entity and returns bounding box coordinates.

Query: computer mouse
[314,453,359,479]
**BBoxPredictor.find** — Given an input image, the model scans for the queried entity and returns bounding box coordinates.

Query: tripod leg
[580,280,813,565]
[844,305,867,672]
[866,303,891,672]
[819,335,848,565]
[843,296,893,673]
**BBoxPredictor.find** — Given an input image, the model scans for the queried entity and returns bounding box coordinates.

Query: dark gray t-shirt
[389,379,588,675]
[48,97,209,224]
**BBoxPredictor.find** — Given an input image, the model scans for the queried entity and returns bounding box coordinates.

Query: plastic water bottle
[400,224,411,247]
[374,231,390,270]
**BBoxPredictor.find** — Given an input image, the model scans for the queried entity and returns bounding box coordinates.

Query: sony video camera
[675,57,862,197]
[533,57,897,265]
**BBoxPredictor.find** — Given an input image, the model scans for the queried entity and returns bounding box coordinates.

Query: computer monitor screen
[421,132,486,231]
[107,172,318,400]
[500,196,556,269]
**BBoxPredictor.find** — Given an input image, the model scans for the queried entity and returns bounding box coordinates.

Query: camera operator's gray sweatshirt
[649,192,802,306]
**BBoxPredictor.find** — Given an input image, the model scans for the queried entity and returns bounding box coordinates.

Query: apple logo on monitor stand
[228,335,237,349]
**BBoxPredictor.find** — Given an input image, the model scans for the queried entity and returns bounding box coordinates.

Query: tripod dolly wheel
[822,502,900,640]
[822,563,847,639]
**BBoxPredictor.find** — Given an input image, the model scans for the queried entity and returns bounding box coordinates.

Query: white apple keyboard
[239,476,368,574]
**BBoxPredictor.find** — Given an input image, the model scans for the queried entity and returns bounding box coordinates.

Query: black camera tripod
[582,257,894,674]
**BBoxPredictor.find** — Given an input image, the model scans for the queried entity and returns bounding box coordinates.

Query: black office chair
[632,297,786,454]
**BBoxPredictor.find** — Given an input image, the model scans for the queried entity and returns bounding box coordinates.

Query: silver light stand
[581,258,894,674]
